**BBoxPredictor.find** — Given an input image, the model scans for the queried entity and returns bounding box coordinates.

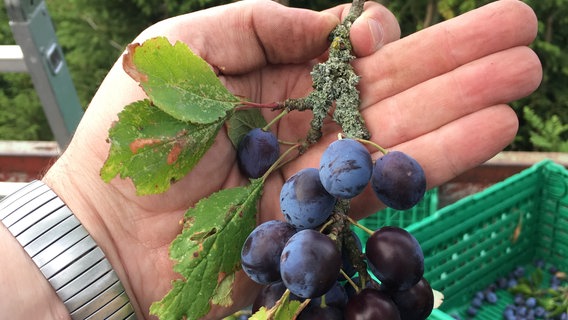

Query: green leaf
[100,99,225,195]
[150,179,264,320]
[510,283,534,296]
[249,299,304,320]
[123,36,240,124]
[226,108,268,148]
[530,268,543,288]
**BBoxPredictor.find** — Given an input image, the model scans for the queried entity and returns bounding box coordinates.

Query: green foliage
[523,106,568,152]
[124,37,239,124]
[100,99,226,195]
[101,37,243,195]
[150,179,263,320]
[250,294,304,320]
[0,2,52,141]
[511,0,568,151]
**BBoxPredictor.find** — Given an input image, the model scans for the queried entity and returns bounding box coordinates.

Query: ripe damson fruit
[366,226,424,291]
[252,282,287,313]
[371,151,426,210]
[252,282,301,313]
[237,128,280,179]
[391,277,434,320]
[298,305,344,320]
[280,229,341,298]
[280,168,336,230]
[310,281,349,309]
[319,138,373,199]
[241,220,296,284]
[344,288,401,320]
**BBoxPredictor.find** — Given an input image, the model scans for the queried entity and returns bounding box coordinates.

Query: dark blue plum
[310,281,348,309]
[237,128,280,179]
[298,305,344,320]
[391,277,434,320]
[344,288,401,320]
[365,226,424,291]
[241,220,296,285]
[298,282,348,320]
[319,139,373,199]
[252,281,301,313]
[371,151,426,210]
[280,229,341,298]
[280,168,336,230]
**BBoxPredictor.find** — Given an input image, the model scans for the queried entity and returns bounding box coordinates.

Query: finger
[354,0,538,105]
[349,104,519,220]
[325,2,401,57]
[141,0,340,74]
[362,46,542,148]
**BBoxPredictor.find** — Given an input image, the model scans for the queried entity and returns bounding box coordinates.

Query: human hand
[42,0,541,319]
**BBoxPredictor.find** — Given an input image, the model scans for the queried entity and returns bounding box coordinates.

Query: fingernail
[368,18,384,51]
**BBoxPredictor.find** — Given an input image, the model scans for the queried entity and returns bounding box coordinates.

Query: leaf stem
[351,136,389,155]
[260,143,301,182]
[236,100,281,110]
[347,215,375,235]
[263,109,288,131]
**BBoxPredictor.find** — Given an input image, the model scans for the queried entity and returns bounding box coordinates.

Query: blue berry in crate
[497,277,508,289]
[466,306,478,317]
[503,306,516,320]
[319,138,373,199]
[280,168,336,230]
[241,220,296,285]
[470,296,483,308]
[534,306,546,318]
[237,128,280,179]
[513,266,526,278]
[485,291,498,304]
[514,293,525,305]
[525,296,537,308]
[371,151,426,210]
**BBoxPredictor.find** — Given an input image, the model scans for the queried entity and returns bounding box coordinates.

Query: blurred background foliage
[0,0,566,151]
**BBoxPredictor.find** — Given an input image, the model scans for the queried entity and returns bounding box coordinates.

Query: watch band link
[0,180,137,320]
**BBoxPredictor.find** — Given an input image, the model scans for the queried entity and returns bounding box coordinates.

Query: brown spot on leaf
[122,43,148,83]
[129,138,162,154]
[167,142,183,165]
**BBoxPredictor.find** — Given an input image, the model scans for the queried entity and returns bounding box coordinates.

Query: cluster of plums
[237,128,432,319]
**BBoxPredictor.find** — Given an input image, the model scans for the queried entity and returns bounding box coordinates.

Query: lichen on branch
[283,0,370,144]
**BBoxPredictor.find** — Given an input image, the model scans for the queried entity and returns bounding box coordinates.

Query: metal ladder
[1,0,83,149]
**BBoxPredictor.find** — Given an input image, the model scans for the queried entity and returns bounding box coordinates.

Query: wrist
[41,154,141,315]
[0,222,69,319]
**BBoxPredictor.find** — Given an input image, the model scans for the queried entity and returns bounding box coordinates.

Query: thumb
[348,3,401,57]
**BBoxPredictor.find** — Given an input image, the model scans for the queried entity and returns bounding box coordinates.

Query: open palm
[43,1,541,319]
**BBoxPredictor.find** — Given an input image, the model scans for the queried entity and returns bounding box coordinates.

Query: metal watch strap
[0,180,137,320]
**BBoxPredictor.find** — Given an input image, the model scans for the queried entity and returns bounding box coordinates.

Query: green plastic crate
[405,160,568,319]
[354,188,438,245]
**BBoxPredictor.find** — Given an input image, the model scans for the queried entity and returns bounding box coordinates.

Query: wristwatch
[0,180,137,320]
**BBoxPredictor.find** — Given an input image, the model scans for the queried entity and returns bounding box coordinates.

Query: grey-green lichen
[282,0,370,144]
